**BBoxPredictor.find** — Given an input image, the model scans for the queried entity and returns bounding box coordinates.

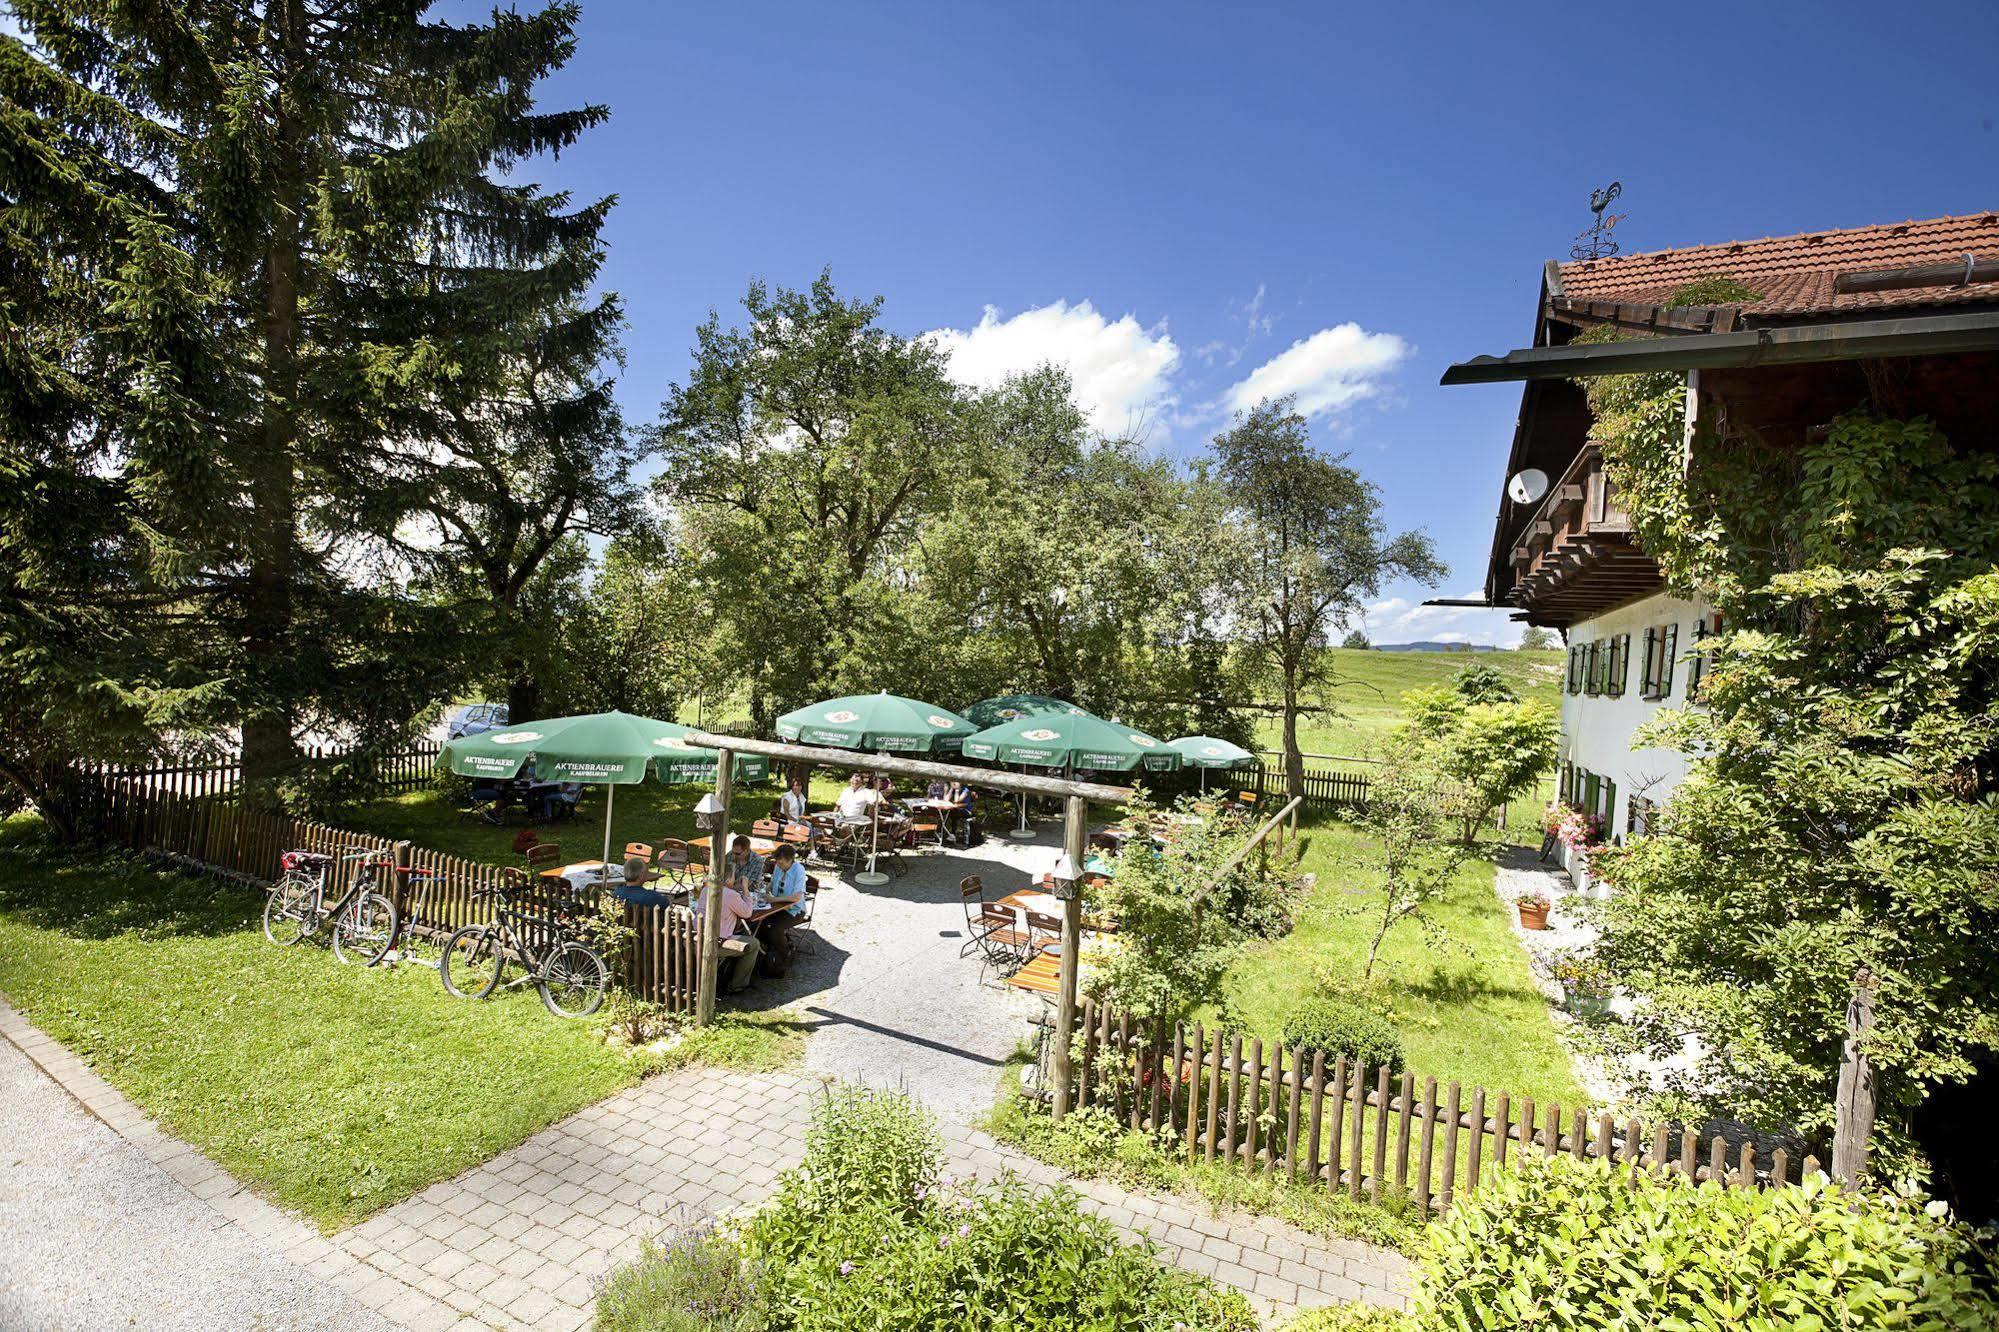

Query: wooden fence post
[695,749,734,1027]
[1832,967,1878,1185]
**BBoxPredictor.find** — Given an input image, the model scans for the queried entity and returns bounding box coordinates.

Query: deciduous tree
[1209,398,1443,803]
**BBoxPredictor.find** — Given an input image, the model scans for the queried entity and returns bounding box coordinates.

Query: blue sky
[526,3,1990,641]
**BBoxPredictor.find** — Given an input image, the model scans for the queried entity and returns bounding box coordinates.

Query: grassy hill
[1248,647,1564,759]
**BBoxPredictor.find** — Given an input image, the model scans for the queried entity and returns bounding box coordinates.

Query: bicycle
[263,848,402,966]
[438,878,609,1017]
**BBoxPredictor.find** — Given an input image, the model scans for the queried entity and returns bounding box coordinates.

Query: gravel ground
[749,821,1067,1122]
[0,1036,393,1332]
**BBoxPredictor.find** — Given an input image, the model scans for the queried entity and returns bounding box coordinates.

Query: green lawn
[1215,817,1582,1107]
[1249,647,1565,759]
[0,823,649,1231]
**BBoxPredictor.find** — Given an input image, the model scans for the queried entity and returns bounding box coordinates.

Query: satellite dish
[1507,468,1550,506]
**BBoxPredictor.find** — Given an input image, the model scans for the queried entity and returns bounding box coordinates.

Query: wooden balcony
[1502,444,1662,626]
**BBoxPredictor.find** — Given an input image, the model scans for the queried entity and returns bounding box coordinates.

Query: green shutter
[1660,623,1678,696]
[1641,626,1659,698]
[1603,778,1617,825]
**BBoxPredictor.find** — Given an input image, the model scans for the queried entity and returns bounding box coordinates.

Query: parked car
[446,701,509,740]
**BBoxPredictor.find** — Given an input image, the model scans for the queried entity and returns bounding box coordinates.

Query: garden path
[3,996,1411,1330]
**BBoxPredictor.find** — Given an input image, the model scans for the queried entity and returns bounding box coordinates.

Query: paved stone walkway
[4,997,1410,1329]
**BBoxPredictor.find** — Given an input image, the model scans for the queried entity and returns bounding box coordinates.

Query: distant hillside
[1251,647,1564,757]
[1375,641,1499,653]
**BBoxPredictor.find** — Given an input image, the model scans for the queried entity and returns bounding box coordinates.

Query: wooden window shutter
[1641,626,1659,698]
[1583,771,1599,812]
[1607,633,1628,697]
[1584,641,1600,696]
[1567,646,1581,694]
[1603,777,1617,824]
[1659,623,1678,696]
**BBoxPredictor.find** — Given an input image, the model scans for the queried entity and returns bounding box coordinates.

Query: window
[1689,613,1722,696]
[1641,623,1680,700]
[1627,795,1657,836]
[1605,633,1630,698]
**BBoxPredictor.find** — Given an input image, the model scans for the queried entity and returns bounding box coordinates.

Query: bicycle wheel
[331,891,399,966]
[440,926,504,999]
[539,941,608,1018]
[262,873,314,946]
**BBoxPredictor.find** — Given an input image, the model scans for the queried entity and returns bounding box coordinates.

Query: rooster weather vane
[1570,181,1626,261]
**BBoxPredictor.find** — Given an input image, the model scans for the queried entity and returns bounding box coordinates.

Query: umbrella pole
[602,783,615,870]
[1009,764,1033,839]
[855,778,890,886]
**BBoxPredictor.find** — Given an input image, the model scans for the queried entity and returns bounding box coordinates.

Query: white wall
[1557,590,1708,885]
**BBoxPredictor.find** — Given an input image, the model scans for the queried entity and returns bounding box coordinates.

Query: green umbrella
[961,712,1182,773]
[961,694,1092,728]
[647,724,773,785]
[1169,736,1255,767]
[774,692,977,753]
[1169,735,1257,793]
[441,711,765,870]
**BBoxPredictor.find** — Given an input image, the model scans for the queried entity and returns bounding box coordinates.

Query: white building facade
[1554,591,1718,882]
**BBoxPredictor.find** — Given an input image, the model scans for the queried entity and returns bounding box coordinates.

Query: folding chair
[973,903,1034,985]
[957,876,989,958]
[655,838,694,885]
[523,843,562,874]
[623,841,655,863]
[751,818,781,840]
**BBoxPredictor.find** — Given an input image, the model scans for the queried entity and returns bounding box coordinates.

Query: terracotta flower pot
[1518,900,1551,930]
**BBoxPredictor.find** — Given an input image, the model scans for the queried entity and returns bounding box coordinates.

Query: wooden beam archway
[680,731,1136,1119]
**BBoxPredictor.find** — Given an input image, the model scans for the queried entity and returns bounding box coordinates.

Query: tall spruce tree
[1,2,620,798]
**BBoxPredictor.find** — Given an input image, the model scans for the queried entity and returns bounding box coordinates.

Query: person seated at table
[874,773,896,803]
[779,778,809,825]
[925,777,947,800]
[756,844,807,975]
[609,856,676,910]
[695,874,763,993]
[833,773,877,825]
[945,779,977,845]
[725,834,765,892]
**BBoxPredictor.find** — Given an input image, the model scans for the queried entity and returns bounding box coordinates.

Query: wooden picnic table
[1006,947,1063,996]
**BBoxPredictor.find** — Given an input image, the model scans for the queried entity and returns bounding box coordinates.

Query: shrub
[1281,1303,1413,1331]
[1283,997,1406,1075]
[725,1083,1258,1331]
[595,1222,772,1332]
[1416,1153,1999,1330]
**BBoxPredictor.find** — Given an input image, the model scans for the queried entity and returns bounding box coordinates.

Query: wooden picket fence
[1250,764,1371,813]
[84,774,697,1012]
[79,741,444,803]
[1067,1000,1817,1218]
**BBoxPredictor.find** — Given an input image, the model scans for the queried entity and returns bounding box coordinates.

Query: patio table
[1005,946,1064,996]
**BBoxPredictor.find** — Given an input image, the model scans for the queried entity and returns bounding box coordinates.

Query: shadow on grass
[0,830,253,942]
[1405,960,1541,1008]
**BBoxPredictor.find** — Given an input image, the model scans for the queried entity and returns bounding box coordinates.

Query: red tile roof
[1556,211,1999,318]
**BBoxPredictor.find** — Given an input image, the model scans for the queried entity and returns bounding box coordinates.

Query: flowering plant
[1548,950,1612,996]
[1543,800,1607,852]
[1516,889,1551,912]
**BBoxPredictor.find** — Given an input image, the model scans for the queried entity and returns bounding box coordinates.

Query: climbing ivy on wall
[1577,354,1999,1181]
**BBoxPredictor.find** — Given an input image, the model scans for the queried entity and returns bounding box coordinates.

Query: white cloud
[1226,323,1409,420]
[1358,592,1525,648]
[928,300,1179,438]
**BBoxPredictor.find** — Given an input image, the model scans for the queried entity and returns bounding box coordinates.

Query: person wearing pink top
[709,877,762,992]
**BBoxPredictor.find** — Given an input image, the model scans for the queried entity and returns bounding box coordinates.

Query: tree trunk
[507,673,542,727]
[1833,967,1879,1184]
[1281,667,1304,804]
[240,0,306,802]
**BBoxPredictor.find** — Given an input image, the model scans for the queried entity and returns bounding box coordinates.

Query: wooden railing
[1066,1000,1815,1218]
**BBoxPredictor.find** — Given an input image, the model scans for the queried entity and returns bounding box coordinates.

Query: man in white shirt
[833,773,877,824]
